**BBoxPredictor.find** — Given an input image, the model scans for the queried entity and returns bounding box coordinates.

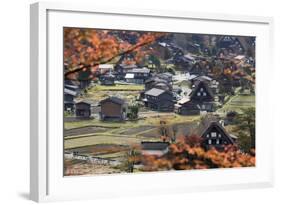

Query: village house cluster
[64,34,255,161]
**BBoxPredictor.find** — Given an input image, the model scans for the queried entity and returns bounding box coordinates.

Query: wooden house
[145,77,172,91]
[98,64,114,75]
[189,62,202,75]
[125,67,151,84]
[65,84,79,92]
[174,98,200,115]
[193,115,236,149]
[173,55,193,69]
[141,141,170,157]
[217,36,254,56]
[189,62,207,76]
[114,64,137,80]
[144,88,174,111]
[99,97,127,121]
[217,36,237,49]
[75,100,92,118]
[155,72,173,82]
[64,88,77,111]
[190,76,218,95]
[190,75,213,85]
[99,73,115,85]
[189,80,215,112]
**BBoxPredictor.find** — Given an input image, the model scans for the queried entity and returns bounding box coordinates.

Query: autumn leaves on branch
[142,137,255,172]
[64,28,166,80]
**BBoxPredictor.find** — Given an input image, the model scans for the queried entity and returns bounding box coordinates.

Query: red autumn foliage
[142,137,255,172]
[64,28,166,80]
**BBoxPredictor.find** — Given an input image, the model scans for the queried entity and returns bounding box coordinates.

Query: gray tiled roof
[100,96,125,105]
[75,99,93,105]
[145,88,165,96]
[64,88,77,96]
[128,67,150,73]
[141,141,170,151]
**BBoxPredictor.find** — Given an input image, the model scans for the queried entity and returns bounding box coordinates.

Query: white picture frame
[30,2,274,202]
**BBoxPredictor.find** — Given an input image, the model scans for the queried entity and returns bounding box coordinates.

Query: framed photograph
[30,2,274,202]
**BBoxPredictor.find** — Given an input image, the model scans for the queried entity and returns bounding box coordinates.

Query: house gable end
[190,81,214,101]
[201,123,234,145]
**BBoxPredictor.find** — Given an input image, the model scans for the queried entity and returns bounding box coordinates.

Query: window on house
[211,132,217,137]
[216,139,220,145]
[218,134,222,138]
[206,134,210,138]
[208,139,212,145]
[197,92,201,96]
[203,92,207,96]
[200,88,204,92]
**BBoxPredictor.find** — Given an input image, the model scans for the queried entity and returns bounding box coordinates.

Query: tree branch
[64,36,162,79]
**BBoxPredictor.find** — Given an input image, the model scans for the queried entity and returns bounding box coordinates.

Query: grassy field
[64,134,152,149]
[64,113,201,150]
[64,119,121,129]
[79,84,143,104]
[91,84,144,91]
[217,94,255,114]
[65,113,200,129]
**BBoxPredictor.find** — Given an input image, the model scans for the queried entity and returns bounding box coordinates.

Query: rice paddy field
[64,113,200,165]
[217,94,255,114]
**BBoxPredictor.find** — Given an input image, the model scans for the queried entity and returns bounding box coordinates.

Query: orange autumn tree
[64,28,166,80]
[142,136,255,171]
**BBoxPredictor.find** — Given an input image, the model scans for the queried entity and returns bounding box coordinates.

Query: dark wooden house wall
[146,92,174,111]
[176,103,200,115]
[76,103,91,118]
[64,94,74,102]
[101,101,122,117]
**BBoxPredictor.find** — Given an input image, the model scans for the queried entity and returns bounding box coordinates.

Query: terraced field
[64,113,200,162]
[218,94,255,114]
[64,133,156,149]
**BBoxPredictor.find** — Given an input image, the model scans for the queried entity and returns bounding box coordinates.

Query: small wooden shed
[75,100,92,118]
[99,97,127,121]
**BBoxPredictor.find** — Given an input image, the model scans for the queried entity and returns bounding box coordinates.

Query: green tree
[235,107,255,151]
[127,104,139,120]
[148,55,161,71]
